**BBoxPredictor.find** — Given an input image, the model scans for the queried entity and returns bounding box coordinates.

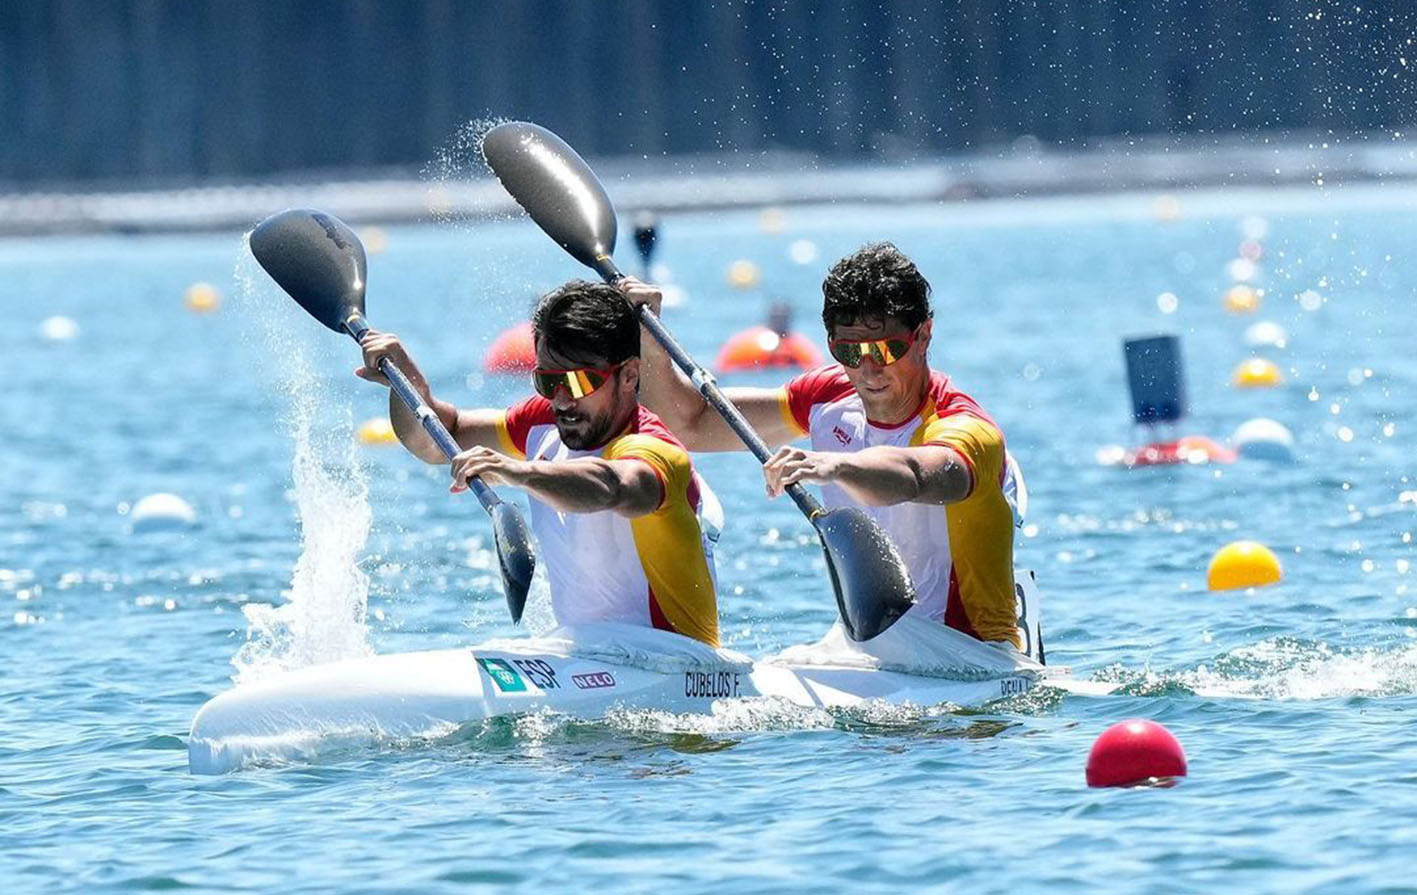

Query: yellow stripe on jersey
[915,412,1020,647]
[776,387,808,436]
[604,434,720,646]
[493,411,526,459]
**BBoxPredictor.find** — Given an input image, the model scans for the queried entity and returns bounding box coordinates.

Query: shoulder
[917,374,1006,485]
[606,408,693,510]
[628,406,688,452]
[781,364,855,433]
[606,408,692,472]
[498,395,555,458]
[785,364,854,403]
[926,372,999,431]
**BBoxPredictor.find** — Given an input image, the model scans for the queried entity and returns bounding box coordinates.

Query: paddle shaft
[343,313,502,510]
[590,256,825,520]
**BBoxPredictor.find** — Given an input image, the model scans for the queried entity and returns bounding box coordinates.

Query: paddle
[482,122,915,641]
[247,208,536,623]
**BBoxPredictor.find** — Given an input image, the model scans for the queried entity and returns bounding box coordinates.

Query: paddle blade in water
[481,122,619,274]
[249,209,368,332]
[812,507,915,641]
[489,501,536,624]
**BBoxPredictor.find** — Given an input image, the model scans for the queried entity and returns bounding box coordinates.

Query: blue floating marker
[1124,335,1187,424]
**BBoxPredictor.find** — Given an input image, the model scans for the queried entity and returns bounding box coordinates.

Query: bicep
[908,444,975,504]
[608,458,666,517]
[451,408,517,454]
[679,386,803,452]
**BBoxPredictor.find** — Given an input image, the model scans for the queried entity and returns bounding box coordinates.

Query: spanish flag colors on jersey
[495,397,720,646]
[779,366,1021,648]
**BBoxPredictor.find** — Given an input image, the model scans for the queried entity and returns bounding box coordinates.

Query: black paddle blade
[249,209,368,332]
[489,502,536,624]
[812,507,916,641]
[482,122,620,277]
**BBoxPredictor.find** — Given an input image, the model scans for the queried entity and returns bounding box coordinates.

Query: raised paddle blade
[482,122,620,277]
[489,502,536,623]
[812,507,916,641]
[249,209,368,332]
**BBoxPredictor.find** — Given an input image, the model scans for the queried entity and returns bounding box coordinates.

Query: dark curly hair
[821,242,933,333]
[531,280,640,365]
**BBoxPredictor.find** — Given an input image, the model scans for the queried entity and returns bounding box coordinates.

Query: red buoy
[1123,435,1237,467]
[715,327,824,372]
[1085,720,1187,787]
[483,322,536,373]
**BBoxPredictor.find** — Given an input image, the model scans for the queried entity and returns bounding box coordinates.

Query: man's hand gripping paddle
[481,122,915,641]
[248,208,535,623]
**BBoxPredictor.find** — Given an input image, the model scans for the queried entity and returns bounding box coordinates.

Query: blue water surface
[4,185,1416,894]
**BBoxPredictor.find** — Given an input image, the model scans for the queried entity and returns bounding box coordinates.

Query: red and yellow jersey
[779,366,1020,647]
[494,397,720,646]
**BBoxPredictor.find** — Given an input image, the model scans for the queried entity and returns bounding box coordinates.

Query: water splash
[230,245,373,683]
[422,116,512,226]
[1183,636,1417,699]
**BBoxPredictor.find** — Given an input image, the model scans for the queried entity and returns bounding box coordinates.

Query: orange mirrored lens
[532,367,610,399]
[828,337,912,368]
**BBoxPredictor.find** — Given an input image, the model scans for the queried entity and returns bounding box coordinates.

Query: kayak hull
[188,621,1059,774]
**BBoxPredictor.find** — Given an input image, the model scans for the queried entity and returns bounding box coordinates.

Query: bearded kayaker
[626,242,1024,649]
[357,280,721,646]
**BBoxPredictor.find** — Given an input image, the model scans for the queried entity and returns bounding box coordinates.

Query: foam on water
[229,249,373,684]
[1184,636,1417,700]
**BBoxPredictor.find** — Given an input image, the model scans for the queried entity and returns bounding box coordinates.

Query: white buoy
[1226,257,1259,283]
[40,316,80,341]
[1233,418,1296,462]
[1244,321,1288,350]
[789,239,819,265]
[130,493,197,532]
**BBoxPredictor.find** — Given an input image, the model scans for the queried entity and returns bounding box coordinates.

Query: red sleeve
[499,395,554,458]
[781,365,852,435]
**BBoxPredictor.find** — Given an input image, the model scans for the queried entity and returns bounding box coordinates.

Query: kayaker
[357,280,721,646]
[626,242,1023,648]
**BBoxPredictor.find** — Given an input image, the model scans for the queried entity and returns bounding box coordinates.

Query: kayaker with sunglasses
[626,242,1025,649]
[356,280,721,646]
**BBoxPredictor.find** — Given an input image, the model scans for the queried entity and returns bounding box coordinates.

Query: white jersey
[496,397,720,646]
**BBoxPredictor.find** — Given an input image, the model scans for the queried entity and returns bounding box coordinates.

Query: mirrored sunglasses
[531,362,623,399]
[827,329,919,368]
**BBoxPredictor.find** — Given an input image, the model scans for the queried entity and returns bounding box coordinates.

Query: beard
[555,404,619,451]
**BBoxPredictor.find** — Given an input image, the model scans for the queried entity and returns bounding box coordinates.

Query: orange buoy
[715,327,824,372]
[483,322,536,373]
[1086,720,1188,787]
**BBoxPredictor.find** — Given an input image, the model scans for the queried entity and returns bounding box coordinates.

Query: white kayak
[189,606,1115,774]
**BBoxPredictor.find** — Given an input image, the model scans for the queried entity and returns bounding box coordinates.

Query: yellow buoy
[360,226,389,255]
[357,417,398,446]
[183,282,221,313]
[1207,540,1283,591]
[726,259,762,290]
[1153,194,1182,222]
[1223,284,1261,314]
[1232,357,1283,388]
[758,207,787,234]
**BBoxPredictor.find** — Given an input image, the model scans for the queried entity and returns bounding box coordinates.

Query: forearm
[518,459,657,516]
[830,446,968,507]
[389,389,461,464]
